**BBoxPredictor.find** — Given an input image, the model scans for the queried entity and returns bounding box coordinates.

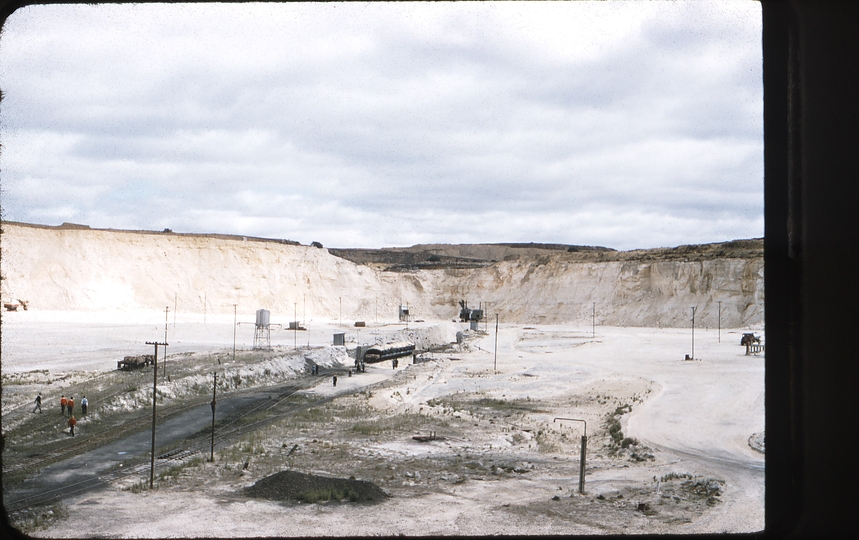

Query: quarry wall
[1,223,763,328]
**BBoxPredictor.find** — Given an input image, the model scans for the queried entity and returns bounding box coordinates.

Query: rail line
[4,378,326,512]
[6,365,443,513]
[4,366,316,475]
[4,396,212,475]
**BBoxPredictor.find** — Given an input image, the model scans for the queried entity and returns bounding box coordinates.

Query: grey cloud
[1,2,763,250]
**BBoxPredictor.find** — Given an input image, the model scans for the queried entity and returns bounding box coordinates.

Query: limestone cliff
[1,222,762,328]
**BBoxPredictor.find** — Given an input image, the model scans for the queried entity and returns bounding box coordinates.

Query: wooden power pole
[146,340,168,489]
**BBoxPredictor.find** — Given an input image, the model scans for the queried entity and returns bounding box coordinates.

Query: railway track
[3,378,335,513]
[3,363,310,475]
[3,394,208,474]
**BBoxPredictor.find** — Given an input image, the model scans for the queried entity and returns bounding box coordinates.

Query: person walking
[333,375,337,387]
[67,396,75,417]
[68,416,77,436]
[60,395,67,416]
[80,396,88,416]
[33,393,42,413]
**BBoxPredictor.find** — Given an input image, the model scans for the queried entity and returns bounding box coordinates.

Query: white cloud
[0,1,763,250]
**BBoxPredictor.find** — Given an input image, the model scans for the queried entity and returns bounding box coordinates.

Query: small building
[333,333,346,346]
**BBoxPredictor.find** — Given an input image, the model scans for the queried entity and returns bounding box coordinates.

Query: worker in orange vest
[68,416,77,436]
[60,395,67,416]
[67,397,75,417]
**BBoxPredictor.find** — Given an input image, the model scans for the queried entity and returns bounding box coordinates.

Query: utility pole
[592,302,595,338]
[339,297,342,327]
[554,418,588,494]
[173,293,177,328]
[210,372,217,462]
[232,304,237,363]
[294,302,298,350]
[717,301,722,343]
[146,340,168,489]
[494,313,499,374]
[164,307,169,379]
[204,292,207,325]
[691,306,697,360]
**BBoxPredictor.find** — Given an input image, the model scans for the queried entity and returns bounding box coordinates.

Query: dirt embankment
[0,222,762,328]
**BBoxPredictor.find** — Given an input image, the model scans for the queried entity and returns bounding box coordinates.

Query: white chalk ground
[2,310,764,536]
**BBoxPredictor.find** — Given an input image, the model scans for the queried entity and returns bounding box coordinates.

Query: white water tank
[256,309,270,327]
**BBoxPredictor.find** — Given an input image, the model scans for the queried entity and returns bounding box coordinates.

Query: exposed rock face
[0,222,762,328]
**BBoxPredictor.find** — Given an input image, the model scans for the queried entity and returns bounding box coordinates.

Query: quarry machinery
[740,333,761,346]
[3,299,29,311]
[459,300,471,322]
[458,300,484,323]
[741,333,765,355]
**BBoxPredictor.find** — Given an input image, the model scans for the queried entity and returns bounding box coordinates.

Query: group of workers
[32,392,89,436]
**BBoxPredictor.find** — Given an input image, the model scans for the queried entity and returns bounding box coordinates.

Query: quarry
[0,221,764,536]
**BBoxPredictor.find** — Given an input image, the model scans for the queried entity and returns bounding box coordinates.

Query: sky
[0,1,763,251]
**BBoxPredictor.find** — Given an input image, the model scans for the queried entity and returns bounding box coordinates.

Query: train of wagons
[354,341,415,372]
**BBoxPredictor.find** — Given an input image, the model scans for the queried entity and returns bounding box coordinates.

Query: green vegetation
[159,456,205,480]
[607,418,623,444]
[427,395,541,415]
[534,429,560,454]
[126,480,149,493]
[348,411,444,438]
[605,403,637,450]
[297,487,360,503]
[11,503,68,533]
[219,431,269,461]
[124,456,206,492]
[350,422,386,436]
[660,472,693,482]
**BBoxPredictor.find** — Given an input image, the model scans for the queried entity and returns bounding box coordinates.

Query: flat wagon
[362,342,416,364]
[117,355,155,370]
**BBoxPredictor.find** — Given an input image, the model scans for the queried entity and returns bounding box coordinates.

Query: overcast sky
[0,1,762,251]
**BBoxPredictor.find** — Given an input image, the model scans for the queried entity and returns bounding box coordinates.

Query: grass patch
[126,480,150,493]
[10,503,69,533]
[219,432,269,461]
[660,472,694,482]
[158,456,205,480]
[347,412,444,438]
[427,396,541,416]
[534,429,560,454]
[350,422,386,436]
[297,487,360,503]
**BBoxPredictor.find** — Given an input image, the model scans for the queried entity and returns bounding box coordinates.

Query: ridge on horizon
[1,219,762,254]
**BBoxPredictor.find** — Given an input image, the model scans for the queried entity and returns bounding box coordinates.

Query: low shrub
[621,437,638,448]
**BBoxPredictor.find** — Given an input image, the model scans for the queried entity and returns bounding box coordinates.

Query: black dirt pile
[244,470,388,504]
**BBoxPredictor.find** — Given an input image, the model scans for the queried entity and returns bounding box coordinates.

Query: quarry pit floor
[2,313,764,536]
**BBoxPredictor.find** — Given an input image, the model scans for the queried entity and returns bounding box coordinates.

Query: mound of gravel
[244,470,388,504]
